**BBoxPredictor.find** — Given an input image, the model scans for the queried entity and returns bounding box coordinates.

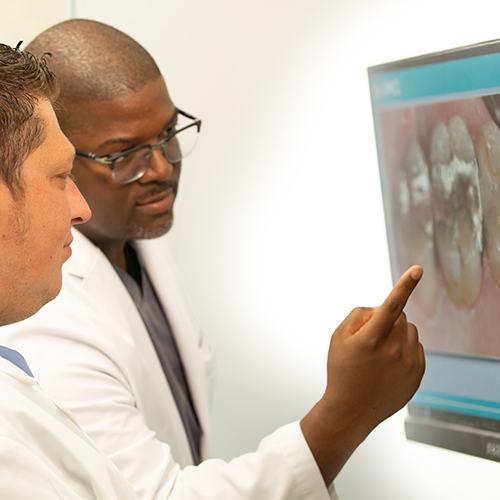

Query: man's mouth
[62,236,73,260]
[135,187,176,215]
[136,187,175,206]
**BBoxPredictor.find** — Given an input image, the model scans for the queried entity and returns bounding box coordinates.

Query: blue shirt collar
[0,346,33,377]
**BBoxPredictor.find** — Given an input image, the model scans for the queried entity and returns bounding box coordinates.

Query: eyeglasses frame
[75,108,202,173]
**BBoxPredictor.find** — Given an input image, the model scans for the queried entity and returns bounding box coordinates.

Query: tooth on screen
[477,120,500,288]
[430,116,483,308]
[398,140,437,315]
[430,122,451,165]
[449,115,475,162]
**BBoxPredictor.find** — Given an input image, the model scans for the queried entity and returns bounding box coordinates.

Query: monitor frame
[368,38,500,462]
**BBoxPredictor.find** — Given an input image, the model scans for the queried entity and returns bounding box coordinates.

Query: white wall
[72,0,500,498]
[2,0,70,47]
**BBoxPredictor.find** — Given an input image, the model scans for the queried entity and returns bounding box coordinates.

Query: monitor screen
[368,40,500,461]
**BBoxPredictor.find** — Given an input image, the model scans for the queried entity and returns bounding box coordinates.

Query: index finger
[364,265,423,340]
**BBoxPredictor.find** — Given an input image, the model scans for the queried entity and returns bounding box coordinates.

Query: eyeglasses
[75,109,202,185]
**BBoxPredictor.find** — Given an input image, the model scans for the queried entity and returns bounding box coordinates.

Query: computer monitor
[368,40,500,461]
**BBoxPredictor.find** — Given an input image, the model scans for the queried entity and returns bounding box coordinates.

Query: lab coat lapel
[135,237,212,456]
[66,230,195,465]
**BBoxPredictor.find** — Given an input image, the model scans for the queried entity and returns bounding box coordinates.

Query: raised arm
[300,265,425,484]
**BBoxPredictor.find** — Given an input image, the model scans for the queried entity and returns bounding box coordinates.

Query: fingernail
[410,267,423,280]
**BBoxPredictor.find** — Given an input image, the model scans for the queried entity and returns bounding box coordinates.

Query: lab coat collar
[66,229,212,456]
[64,229,211,456]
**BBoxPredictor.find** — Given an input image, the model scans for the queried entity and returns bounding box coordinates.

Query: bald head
[27,19,162,131]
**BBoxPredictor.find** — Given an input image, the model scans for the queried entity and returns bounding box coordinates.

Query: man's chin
[127,214,174,240]
[2,283,61,326]
[39,280,63,311]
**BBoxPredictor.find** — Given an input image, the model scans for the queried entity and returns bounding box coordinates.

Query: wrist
[300,397,372,485]
[314,395,372,446]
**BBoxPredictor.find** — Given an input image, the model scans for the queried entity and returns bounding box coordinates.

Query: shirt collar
[0,345,34,377]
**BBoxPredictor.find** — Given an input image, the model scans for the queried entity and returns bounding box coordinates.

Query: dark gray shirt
[115,244,201,465]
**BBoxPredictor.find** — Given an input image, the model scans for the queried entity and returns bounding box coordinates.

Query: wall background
[2,0,70,48]
[6,1,500,498]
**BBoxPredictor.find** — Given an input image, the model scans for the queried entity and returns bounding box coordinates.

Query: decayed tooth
[430,122,452,165]
[449,115,475,162]
[477,120,500,288]
[397,140,437,315]
[430,116,483,308]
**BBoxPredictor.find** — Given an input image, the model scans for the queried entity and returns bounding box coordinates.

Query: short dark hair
[0,43,58,194]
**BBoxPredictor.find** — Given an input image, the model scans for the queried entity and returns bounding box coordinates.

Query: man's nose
[69,179,92,225]
[141,145,176,182]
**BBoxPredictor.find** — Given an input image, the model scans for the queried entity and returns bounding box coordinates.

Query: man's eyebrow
[65,147,76,167]
[163,110,179,131]
[62,147,76,168]
[51,149,76,174]
[95,136,137,150]
[95,110,179,152]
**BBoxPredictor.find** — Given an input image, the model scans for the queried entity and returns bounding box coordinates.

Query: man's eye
[160,126,176,140]
[58,172,75,183]
[115,153,134,165]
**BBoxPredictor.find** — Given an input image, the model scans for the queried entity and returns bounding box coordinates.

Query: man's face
[68,77,180,243]
[0,100,91,325]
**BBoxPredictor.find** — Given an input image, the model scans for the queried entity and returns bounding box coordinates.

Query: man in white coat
[3,20,426,500]
[0,42,142,499]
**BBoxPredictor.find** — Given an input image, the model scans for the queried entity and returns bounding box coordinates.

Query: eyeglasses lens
[112,149,150,184]
[163,125,199,163]
[111,119,200,185]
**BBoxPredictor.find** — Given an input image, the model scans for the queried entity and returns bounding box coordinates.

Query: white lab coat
[3,229,336,500]
[0,356,138,500]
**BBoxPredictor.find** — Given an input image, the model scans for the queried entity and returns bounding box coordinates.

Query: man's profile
[0,42,140,499]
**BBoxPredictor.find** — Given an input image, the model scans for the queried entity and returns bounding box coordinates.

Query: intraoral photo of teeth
[378,96,500,357]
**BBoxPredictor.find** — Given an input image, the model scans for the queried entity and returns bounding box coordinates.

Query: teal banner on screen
[370,52,500,107]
